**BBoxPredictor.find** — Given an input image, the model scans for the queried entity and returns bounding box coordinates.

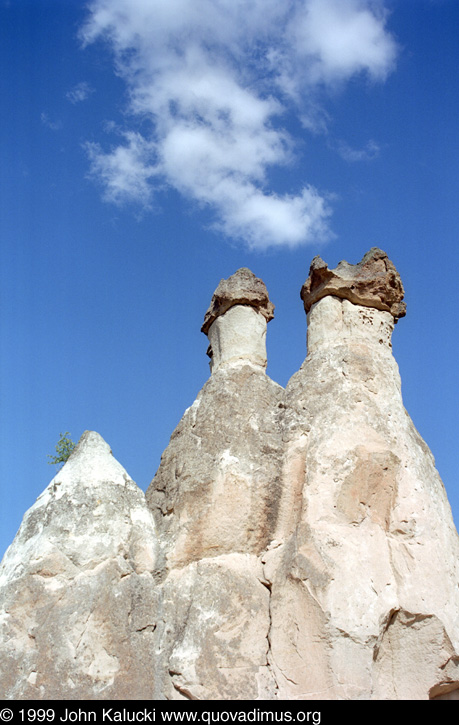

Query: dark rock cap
[300,248,406,321]
[201,268,275,335]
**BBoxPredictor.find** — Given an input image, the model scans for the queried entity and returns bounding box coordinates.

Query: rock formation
[1,250,458,700]
[0,432,158,700]
[269,249,459,699]
[145,268,284,700]
[301,247,406,320]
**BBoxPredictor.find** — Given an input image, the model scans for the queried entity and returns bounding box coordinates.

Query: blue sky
[1,0,458,559]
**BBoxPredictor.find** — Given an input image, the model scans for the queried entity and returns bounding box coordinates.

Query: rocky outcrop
[301,247,406,320]
[1,251,458,701]
[0,432,158,700]
[202,268,275,373]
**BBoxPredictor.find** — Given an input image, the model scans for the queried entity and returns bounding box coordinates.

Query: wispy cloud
[85,132,157,206]
[335,139,381,162]
[40,112,62,131]
[66,81,94,104]
[80,0,397,250]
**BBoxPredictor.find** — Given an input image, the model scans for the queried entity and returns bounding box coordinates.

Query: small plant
[48,432,76,469]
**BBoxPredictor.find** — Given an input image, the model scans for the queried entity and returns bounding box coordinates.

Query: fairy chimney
[1,251,458,701]
[201,267,274,372]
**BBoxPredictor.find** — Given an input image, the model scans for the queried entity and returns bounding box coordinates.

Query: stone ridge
[300,247,406,320]
[201,267,275,335]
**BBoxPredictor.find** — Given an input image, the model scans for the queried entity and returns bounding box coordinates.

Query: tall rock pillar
[264,248,459,700]
[146,268,283,700]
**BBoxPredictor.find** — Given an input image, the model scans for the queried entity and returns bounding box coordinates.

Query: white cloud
[290,0,397,85]
[40,112,62,131]
[211,184,334,250]
[84,132,157,206]
[335,139,381,162]
[66,82,94,104]
[80,0,397,249]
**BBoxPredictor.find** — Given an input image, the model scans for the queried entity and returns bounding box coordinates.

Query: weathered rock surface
[1,253,458,701]
[301,247,406,320]
[147,364,283,571]
[0,432,158,700]
[146,255,459,700]
[267,256,459,699]
[201,267,275,335]
[207,305,269,372]
[156,554,274,700]
[146,272,282,699]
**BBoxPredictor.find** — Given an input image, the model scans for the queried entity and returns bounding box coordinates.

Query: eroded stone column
[201,267,274,372]
[266,248,459,700]
[302,247,406,360]
[146,268,282,700]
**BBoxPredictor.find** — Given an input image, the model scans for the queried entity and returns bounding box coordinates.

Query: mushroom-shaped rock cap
[301,247,406,320]
[201,267,274,335]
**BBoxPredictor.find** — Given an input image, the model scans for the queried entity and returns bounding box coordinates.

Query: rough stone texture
[146,364,283,572]
[207,305,268,372]
[0,432,159,700]
[1,256,458,701]
[301,247,406,320]
[265,289,459,699]
[147,303,283,698]
[143,274,282,700]
[154,554,274,700]
[145,362,283,699]
[148,272,282,576]
[201,267,274,335]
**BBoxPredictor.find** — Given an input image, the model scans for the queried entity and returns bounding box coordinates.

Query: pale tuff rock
[267,252,459,699]
[146,365,283,571]
[305,295,395,356]
[1,255,459,701]
[301,247,406,320]
[202,268,275,373]
[146,365,282,699]
[147,269,282,572]
[154,554,275,701]
[0,432,158,700]
[372,611,459,700]
[145,270,282,699]
[206,305,269,372]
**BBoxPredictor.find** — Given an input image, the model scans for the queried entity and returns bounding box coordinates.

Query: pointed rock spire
[0,431,159,700]
[1,252,458,702]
